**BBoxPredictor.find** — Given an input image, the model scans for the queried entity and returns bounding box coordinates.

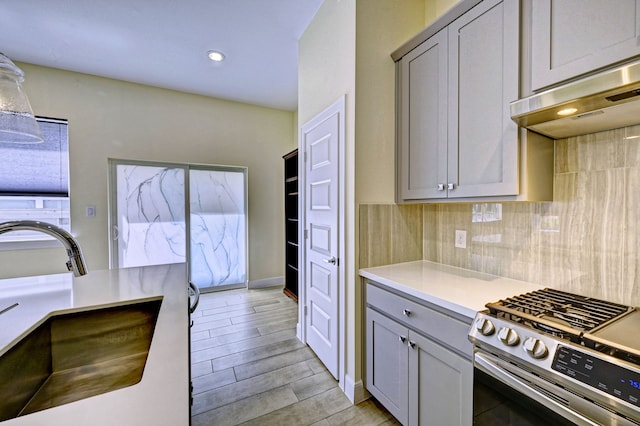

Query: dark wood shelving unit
[283,149,299,302]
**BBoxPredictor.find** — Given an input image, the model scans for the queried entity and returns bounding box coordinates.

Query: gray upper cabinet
[448,0,519,199]
[396,0,551,202]
[529,0,640,92]
[398,29,448,200]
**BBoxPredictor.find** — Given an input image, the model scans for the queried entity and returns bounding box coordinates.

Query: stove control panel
[552,346,640,410]
[469,312,559,368]
[498,327,520,346]
[523,337,548,359]
[475,318,495,336]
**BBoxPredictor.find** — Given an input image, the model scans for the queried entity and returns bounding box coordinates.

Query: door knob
[323,256,337,265]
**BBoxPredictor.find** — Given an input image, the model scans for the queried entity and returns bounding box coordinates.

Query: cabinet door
[408,331,472,426]
[531,0,640,91]
[398,28,448,200]
[366,308,409,425]
[448,0,519,198]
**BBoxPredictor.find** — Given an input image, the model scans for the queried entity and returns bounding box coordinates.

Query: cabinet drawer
[366,283,472,357]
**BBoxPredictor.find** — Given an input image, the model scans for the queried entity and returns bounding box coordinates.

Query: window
[0,117,70,246]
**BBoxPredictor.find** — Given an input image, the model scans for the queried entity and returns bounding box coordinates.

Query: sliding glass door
[109,159,247,292]
[189,168,246,291]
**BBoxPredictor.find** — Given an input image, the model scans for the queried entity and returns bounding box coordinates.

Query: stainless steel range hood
[511,60,640,139]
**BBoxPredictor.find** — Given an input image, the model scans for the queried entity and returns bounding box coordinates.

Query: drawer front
[366,283,473,357]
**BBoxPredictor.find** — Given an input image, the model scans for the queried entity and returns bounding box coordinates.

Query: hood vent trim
[511,60,640,139]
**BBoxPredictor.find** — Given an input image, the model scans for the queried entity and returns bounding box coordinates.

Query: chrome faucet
[0,220,88,276]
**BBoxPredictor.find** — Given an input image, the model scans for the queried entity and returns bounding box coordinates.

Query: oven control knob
[475,318,495,336]
[498,327,520,346]
[523,337,548,359]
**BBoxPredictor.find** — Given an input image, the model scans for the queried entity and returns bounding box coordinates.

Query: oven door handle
[475,352,599,426]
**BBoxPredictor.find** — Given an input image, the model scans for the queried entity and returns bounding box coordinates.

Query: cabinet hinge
[304,151,307,162]
[304,229,308,239]
[304,305,308,316]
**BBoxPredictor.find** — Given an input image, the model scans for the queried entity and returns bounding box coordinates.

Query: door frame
[297,95,346,389]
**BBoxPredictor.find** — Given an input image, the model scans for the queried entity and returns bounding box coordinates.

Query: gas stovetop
[486,288,634,343]
[481,288,640,367]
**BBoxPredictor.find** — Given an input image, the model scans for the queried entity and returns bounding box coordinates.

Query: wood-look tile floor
[190,286,400,426]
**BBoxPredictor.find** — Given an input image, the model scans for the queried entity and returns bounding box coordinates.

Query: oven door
[473,350,636,426]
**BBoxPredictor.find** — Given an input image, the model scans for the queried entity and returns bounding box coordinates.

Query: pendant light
[0,53,43,144]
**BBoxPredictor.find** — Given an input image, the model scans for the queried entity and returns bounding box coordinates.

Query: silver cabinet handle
[399,335,407,343]
[408,341,416,349]
[447,183,455,190]
[323,256,337,265]
[437,183,445,191]
[403,309,412,317]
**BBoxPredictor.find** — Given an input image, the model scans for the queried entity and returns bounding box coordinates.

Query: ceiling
[0,0,324,111]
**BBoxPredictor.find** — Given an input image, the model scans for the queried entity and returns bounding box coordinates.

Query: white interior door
[302,102,342,379]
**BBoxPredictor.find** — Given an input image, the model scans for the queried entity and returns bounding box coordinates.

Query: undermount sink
[0,297,163,421]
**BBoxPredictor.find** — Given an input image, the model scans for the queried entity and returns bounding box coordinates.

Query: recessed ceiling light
[557,107,578,116]
[207,50,225,62]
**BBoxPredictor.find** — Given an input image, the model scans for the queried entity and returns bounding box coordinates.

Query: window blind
[0,117,69,196]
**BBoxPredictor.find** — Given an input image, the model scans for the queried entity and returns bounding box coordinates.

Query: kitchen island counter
[0,263,189,426]
[360,260,542,319]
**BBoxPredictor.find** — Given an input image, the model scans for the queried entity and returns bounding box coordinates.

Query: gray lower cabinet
[365,281,473,426]
[366,307,410,424]
[408,330,472,426]
[528,0,640,92]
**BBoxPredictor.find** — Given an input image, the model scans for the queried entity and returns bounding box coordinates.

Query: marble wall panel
[555,127,626,173]
[390,204,423,265]
[436,203,480,271]
[480,203,540,282]
[422,205,438,262]
[539,169,626,302]
[623,125,640,167]
[359,204,422,269]
[621,166,640,306]
[359,204,391,269]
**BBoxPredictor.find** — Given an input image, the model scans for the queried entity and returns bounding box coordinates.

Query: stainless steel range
[468,288,640,425]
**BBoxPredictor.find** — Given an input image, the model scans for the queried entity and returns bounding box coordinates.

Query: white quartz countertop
[360,260,543,319]
[0,263,189,426]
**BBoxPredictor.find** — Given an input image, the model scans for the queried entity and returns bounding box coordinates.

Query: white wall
[0,63,295,280]
[299,0,429,402]
[298,0,357,397]
[354,0,426,388]
[425,0,461,24]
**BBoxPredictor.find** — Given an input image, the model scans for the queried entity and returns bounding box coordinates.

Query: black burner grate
[486,288,633,340]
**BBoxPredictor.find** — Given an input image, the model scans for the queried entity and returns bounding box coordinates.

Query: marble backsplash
[359,125,640,306]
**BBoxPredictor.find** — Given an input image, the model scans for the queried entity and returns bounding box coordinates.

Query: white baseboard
[247,276,283,289]
[343,375,368,404]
